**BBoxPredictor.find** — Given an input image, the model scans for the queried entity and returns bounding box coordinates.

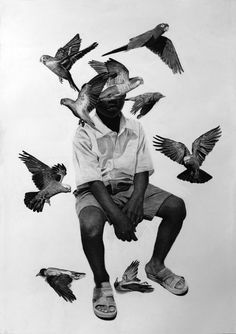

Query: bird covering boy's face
[96,96,126,118]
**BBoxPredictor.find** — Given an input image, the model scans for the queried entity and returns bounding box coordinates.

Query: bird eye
[55,174,62,182]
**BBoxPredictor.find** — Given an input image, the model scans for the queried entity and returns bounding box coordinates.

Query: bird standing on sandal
[102,23,184,74]
[153,125,222,183]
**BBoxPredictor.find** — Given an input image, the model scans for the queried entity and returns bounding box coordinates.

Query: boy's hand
[110,210,138,242]
[122,195,144,227]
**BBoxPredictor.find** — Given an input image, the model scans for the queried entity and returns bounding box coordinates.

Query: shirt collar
[92,112,138,138]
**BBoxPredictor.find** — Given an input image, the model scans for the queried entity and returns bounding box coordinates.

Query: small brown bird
[36,267,86,303]
[125,92,165,119]
[89,58,144,100]
[40,34,98,91]
[153,126,222,183]
[19,151,71,212]
[102,23,183,74]
[60,72,112,132]
[114,260,154,293]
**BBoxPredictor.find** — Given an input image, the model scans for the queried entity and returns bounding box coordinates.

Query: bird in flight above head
[102,23,184,74]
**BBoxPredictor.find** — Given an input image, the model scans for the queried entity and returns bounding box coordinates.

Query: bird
[125,92,165,119]
[36,267,86,303]
[153,126,222,183]
[88,58,144,100]
[102,23,183,74]
[40,34,98,91]
[60,72,114,132]
[114,260,154,293]
[19,151,71,212]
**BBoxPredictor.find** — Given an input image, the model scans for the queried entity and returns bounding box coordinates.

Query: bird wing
[128,29,154,50]
[46,274,76,302]
[122,260,140,282]
[121,282,154,292]
[153,135,189,165]
[138,101,156,118]
[192,126,222,166]
[105,58,129,85]
[55,34,81,60]
[146,36,184,74]
[19,151,53,190]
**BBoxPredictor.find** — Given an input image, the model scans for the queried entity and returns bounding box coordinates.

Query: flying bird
[60,72,113,132]
[40,34,98,91]
[89,58,144,100]
[114,260,154,293]
[19,151,71,212]
[102,24,183,74]
[36,267,86,303]
[153,126,222,183]
[125,92,165,119]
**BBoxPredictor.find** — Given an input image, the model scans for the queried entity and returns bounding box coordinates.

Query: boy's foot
[93,282,117,320]
[145,264,188,296]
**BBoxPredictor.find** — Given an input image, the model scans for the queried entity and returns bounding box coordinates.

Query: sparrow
[153,126,222,183]
[40,34,98,91]
[125,92,165,119]
[60,72,112,132]
[36,267,86,303]
[102,24,183,74]
[114,260,154,293]
[19,151,71,212]
[88,58,144,100]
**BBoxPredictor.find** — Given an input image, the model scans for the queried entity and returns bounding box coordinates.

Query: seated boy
[73,96,188,320]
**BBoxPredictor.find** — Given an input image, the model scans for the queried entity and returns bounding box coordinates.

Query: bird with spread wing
[102,23,183,74]
[89,58,144,100]
[40,34,98,91]
[19,151,71,212]
[125,92,165,119]
[60,72,113,132]
[36,267,86,303]
[114,260,154,293]
[153,126,222,183]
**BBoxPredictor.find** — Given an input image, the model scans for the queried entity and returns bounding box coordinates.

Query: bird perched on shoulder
[89,58,144,100]
[102,23,183,74]
[19,151,71,212]
[153,126,222,183]
[125,92,165,119]
[36,267,86,303]
[40,34,98,91]
[114,260,154,293]
[60,72,113,132]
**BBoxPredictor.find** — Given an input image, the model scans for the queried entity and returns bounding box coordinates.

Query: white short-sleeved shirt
[73,112,154,188]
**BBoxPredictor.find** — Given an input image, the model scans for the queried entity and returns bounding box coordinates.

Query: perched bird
[36,267,86,303]
[114,260,154,293]
[40,34,98,91]
[89,58,144,100]
[153,126,222,183]
[19,151,71,212]
[60,72,113,132]
[102,24,183,74]
[125,92,165,119]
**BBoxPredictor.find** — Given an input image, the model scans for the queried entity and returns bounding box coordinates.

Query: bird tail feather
[68,77,80,92]
[24,192,45,212]
[177,169,212,183]
[102,44,128,56]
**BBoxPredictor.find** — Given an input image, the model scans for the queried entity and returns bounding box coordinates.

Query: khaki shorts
[74,183,172,222]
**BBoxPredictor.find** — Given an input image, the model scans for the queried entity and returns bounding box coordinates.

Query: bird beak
[36,273,40,277]
[60,99,64,105]
[39,56,43,63]
[161,95,165,98]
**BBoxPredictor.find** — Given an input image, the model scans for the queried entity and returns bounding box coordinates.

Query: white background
[1,0,235,333]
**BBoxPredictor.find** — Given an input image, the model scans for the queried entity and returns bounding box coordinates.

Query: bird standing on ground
[40,34,98,91]
[60,72,113,132]
[125,92,165,119]
[102,23,183,74]
[114,260,154,293]
[153,126,222,183]
[89,58,144,100]
[36,267,86,303]
[19,151,71,212]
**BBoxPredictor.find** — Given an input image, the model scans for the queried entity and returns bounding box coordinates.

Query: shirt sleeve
[135,123,154,176]
[73,127,102,187]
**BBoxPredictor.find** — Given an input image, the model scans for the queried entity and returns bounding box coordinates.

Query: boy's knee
[160,195,186,221]
[79,206,105,238]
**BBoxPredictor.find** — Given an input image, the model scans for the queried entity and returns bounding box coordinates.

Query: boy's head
[96,95,126,118]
